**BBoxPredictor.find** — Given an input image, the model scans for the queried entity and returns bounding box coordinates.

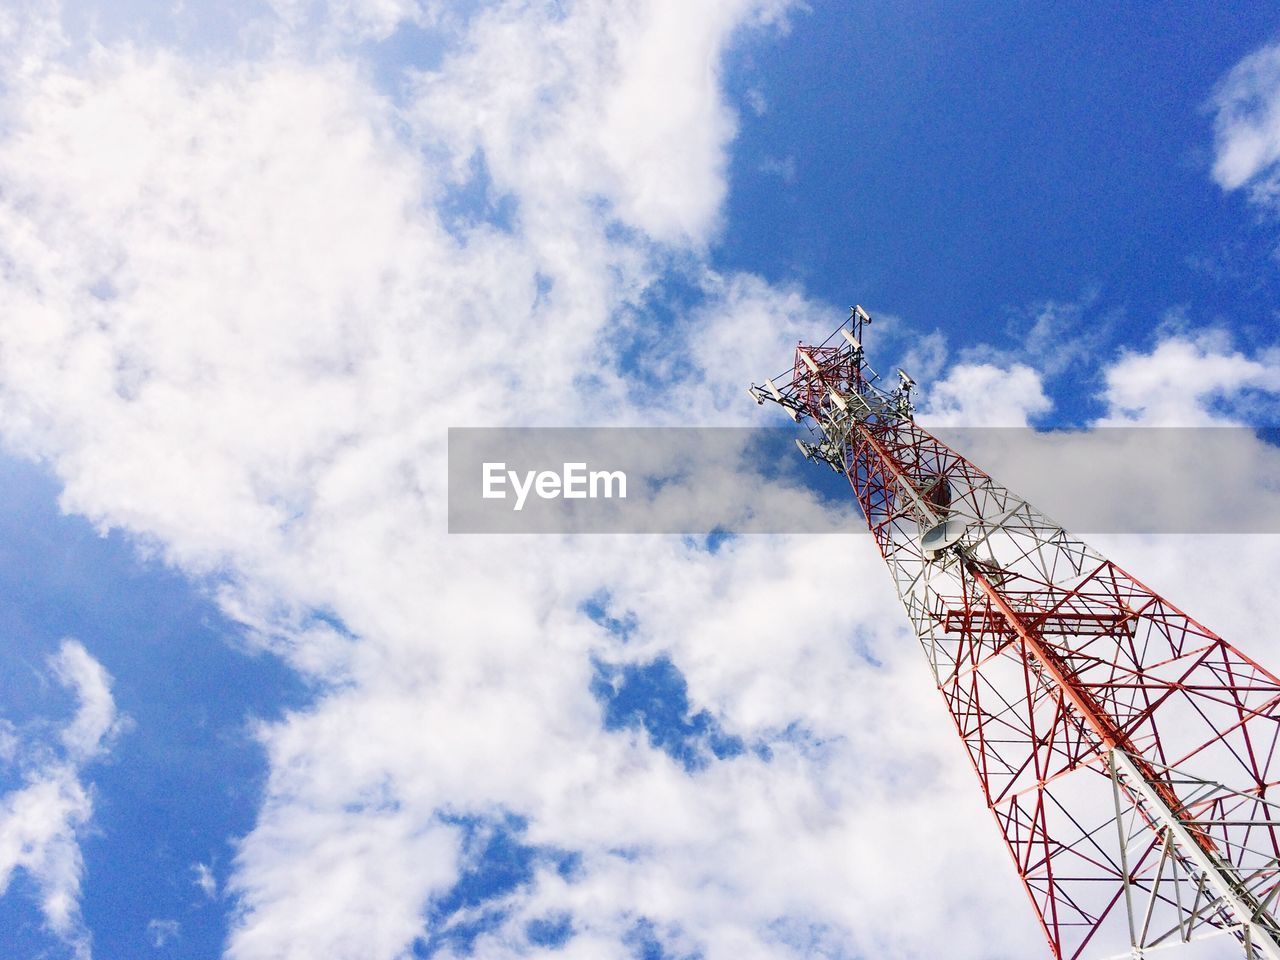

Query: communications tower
[749,307,1280,959]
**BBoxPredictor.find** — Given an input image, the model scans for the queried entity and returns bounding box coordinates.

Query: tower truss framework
[750,309,1280,959]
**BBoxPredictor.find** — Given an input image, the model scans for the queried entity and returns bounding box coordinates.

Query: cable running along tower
[750,308,1280,960]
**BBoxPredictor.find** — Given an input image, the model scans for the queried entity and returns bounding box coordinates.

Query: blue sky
[720,4,1280,421]
[0,3,1279,960]
[0,456,306,958]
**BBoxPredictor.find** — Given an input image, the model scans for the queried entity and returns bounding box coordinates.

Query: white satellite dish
[921,517,967,556]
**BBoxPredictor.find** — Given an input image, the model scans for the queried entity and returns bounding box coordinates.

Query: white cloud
[193,861,218,900]
[147,918,181,948]
[265,0,438,44]
[0,640,122,960]
[54,640,124,761]
[757,153,796,182]
[0,720,17,764]
[230,805,460,960]
[1211,40,1280,205]
[408,0,793,248]
[0,774,93,955]
[918,361,1052,427]
[1097,333,1280,426]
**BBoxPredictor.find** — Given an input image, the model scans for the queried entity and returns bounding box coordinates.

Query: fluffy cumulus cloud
[1,4,1280,960]
[409,0,792,247]
[918,361,1051,427]
[0,641,123,960]
[1211,39,1280,207]
[1098,332,1280,426]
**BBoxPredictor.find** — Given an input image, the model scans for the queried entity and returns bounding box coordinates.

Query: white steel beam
[1110,749,1280,960]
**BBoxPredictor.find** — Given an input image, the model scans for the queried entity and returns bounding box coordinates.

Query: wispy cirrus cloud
[1211,39,1280,208]
[0,640,123,960]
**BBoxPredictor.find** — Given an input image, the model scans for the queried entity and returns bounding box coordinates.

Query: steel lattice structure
[750,307,1280,959]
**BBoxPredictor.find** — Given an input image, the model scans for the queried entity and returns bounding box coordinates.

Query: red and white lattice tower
[750,307,1280,959]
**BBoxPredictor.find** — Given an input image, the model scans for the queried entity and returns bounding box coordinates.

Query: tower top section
[748,304,915,432]
[748,304,916,473]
